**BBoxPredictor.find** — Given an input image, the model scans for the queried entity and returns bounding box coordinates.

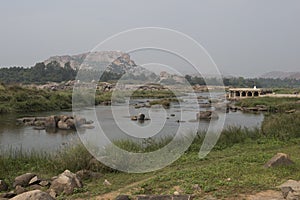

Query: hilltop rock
[43,51,158,82]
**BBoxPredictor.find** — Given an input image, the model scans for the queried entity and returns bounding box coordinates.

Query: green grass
[0,84,181,113]
[236,96,300,112]
[1,95,300,199]
[272,88,300,94]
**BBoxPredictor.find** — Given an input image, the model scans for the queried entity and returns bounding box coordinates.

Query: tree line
[0,63,300,88]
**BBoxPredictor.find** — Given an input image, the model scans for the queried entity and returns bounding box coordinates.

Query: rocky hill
[260,71,300,80]
[44,51,158,82]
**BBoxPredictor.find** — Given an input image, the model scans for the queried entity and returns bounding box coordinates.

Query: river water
[0,93,264,152]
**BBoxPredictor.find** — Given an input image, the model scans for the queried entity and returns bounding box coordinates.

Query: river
[0,93,264,152]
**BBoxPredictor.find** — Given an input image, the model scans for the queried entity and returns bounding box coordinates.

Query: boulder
[264,153,294,168]
[75,116,86,127]
[131,116,137,121]
[0,191,17,199]
[13,173,36,188]
[10,190,55,200]
[15,185,27,195]
[75,170,102,180]
[278,180,300,200]
[45,116,58,128]
[57,120,70,130]
[196,111,219,120]
[137,113,145,120]
[28,184,43,191]
[66,118,75,129]
[0,180,8,192]
[28,175,40,185]
[49,170,82,195]
[39,180,50,187]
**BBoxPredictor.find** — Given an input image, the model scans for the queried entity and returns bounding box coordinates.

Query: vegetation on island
[235,97,300,113]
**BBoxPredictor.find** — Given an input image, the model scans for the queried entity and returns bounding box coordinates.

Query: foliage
[262,112,300,140]
[0,85,72,113]
[235,97,300,112]
[185,75,300,88]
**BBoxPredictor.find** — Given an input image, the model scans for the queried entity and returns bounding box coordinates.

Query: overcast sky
[0,0,299,77]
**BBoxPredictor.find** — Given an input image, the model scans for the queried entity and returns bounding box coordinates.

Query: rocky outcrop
[264,153,294,168]
[10,190,55,200]
[49,170,82,195]
[17,115,94,131]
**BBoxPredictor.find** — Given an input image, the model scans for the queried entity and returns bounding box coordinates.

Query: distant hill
[260,71,300,80]
[0,51,158,84]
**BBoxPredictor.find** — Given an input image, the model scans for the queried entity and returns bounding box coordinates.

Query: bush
[261,112,300,140]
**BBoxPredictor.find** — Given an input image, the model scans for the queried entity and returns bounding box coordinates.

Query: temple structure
[228,86,262,99]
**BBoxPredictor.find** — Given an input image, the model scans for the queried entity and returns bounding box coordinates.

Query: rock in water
[196,111,219,120]
[264,153,294,168]
[10,190,55,200]
[137,113,145,120]
[45,116,58,128]
[57,120,70,130]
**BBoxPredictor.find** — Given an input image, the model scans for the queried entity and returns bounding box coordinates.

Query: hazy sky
[0,0,299,77]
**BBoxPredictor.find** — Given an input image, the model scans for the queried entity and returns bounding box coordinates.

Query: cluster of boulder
[17,115,94,131]
[196,111,219,120]
[0,169,102,200]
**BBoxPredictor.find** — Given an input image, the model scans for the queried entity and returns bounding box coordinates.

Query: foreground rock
[13,173,36,188]
[264,153,294,168]
[279,180,300,200]
[49,170,82,195]
[10,190,55,200]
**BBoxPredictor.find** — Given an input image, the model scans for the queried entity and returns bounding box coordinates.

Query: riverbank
[1,112,300,199]
[234,96,300,113]
[0,84,178,114]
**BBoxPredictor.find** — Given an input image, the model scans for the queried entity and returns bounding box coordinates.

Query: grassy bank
[235,96,300,112]
[0,84,179,113]
[0,85,73,113]
[1,112,300,199]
